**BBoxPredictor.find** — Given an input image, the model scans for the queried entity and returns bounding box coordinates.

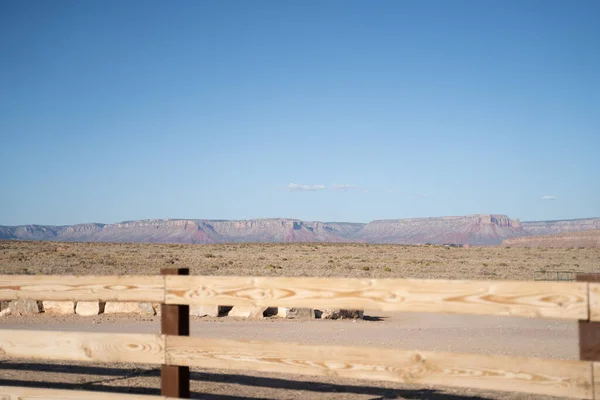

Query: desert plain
[1,240,600,400]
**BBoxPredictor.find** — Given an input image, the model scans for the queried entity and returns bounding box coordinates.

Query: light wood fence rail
[2,275,597,320]
[0,386,170,400]
[1,271,599,399]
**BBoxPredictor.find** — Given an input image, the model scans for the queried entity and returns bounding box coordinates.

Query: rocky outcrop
[318,309,364,320]
[0,219,358,243]
[357,215,525,245]
[277,308,314,319]
[9,300,42,315]
[2,216,599,246]
[227,306,269,318]
[521,218,600,236]
[502,230,600,248]
[139,303,157,315]
[0,301,367,321]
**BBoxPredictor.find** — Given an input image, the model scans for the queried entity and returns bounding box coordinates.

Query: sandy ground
[3,240,599,281]
[0,312,578,400]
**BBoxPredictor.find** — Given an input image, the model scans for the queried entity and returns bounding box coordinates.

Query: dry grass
[1,240,598,280]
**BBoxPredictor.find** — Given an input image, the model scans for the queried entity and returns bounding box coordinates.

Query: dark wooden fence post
[161,268,190,398]
[577,273,600,361]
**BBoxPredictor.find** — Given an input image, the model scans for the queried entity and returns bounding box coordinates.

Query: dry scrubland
[1,240,599,280]
[2,240,600,400]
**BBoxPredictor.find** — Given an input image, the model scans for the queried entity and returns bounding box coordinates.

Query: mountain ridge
[2,215,600,246]
[501,229,600,248]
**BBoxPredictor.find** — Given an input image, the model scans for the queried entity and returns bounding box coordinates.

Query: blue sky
[1,1,599,226]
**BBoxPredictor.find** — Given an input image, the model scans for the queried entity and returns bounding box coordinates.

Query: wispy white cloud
[287,183,327,191]
[332,183,358,191]
[542,195,556,200]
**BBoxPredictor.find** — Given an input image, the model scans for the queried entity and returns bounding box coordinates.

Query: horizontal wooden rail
[169,336,593,398]
[595,363,600,397]
[0,386,173,400]
[1,275,596,320]
[591,283,600,321]
[0,275,164,302]
[0,330,595,399]
[0,330,164,364]
[166,276,590,320]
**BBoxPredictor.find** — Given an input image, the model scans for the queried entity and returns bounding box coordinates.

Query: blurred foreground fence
[1,269,600,399]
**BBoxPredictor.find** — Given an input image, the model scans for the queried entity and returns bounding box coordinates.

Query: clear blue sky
[1,1,599,226]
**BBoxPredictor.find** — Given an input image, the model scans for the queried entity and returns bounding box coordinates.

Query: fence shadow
[0,362,492,400]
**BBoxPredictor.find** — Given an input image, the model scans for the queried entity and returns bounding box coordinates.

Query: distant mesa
[1,215,599,246]
[501,229,600,248]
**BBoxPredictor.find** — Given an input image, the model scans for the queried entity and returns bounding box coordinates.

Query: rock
[190,304,224,318]
[0,300,10,311]
[319,309,364,319]
[343,309,364,319]
[0,308,11,317]
[104,302,156,315]
[501,229,600,248]
[5,215,600,246]
[76,301,105,316]
[264,307,278,317]
[277,307,314,319]
[8,300,42,315]
[104,302,140,314]
[227,306,267,318]
[138,303,156,315]
[43,301,75,315]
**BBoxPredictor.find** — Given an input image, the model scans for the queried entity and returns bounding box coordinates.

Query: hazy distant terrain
[1,215,599,246]
[502,229,600,248]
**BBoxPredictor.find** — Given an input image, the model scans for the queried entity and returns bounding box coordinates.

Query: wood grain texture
[593,362,600,399]
[589,283,600,322]
[165,276,588,320]
[0,330,164,364]
[0,275,164,302]
[167,336,593,399]
[0,386,166,400]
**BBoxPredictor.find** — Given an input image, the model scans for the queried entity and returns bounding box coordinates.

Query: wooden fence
[1,269,599,399]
